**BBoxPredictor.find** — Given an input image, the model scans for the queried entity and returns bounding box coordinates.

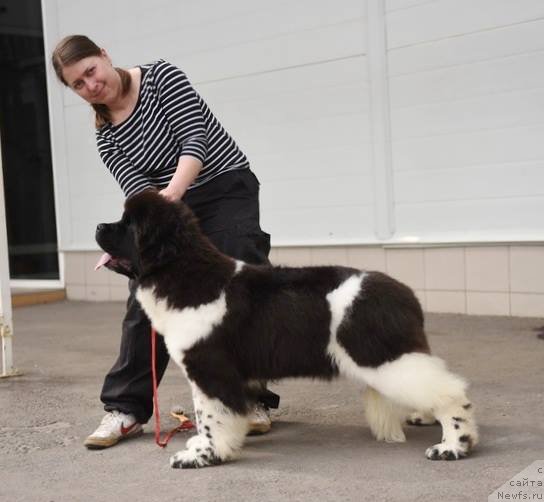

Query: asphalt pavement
[1,300,543,502]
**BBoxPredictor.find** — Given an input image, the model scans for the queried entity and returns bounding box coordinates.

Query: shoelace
[94,411,126,435]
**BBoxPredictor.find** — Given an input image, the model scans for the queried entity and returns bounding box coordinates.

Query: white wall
[42,0,544,252]
[387,0,544,243]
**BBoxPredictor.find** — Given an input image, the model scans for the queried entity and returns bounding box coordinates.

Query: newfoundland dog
[95,190,478,468]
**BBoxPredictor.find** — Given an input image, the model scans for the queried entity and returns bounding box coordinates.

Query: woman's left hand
[159,157,202,202]
[159,187,182,202]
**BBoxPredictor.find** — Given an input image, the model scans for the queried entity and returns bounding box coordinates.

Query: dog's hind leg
[362,386,407,443]
[424,397,478,460]
[170,382,249,469]
[360,353,479,460]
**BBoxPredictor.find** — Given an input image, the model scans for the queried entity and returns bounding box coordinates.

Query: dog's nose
[96,223,106,233]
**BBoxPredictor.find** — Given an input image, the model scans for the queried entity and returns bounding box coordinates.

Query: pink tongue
[95,252,112,271]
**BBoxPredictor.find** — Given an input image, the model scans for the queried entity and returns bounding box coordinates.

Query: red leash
[151,327,194,447]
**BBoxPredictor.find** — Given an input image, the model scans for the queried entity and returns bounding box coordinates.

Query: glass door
[0,0,59,280]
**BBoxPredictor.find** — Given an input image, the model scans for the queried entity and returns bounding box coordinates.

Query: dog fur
[96,190,478,468]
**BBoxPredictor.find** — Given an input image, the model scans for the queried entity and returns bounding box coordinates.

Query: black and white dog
[95,190,478,468]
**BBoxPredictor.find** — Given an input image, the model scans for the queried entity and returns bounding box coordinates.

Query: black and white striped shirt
[96,60,250,198]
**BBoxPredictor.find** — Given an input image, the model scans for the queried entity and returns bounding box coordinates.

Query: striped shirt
[96,60,250,198]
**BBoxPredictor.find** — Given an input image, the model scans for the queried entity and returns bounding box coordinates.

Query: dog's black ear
[150,233,180,266]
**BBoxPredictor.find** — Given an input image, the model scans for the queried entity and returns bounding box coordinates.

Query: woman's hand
[159,186,182,202]
[159,156,203,202]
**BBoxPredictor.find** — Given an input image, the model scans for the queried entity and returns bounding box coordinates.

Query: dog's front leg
[170,382,249,469]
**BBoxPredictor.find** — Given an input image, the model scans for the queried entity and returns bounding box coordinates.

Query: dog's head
[95,190,197,279]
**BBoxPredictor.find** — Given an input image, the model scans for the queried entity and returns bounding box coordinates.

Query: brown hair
[52,35,131,128]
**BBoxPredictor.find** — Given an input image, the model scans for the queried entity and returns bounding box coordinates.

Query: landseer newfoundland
[95,190,478,468]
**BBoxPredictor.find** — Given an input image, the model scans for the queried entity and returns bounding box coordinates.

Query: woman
[52,35,279,449]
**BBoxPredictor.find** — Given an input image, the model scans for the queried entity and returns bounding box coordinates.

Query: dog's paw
[170,434,222,469]
[170,447,222,469]
[406,411,439,427]
[425,440,470,461]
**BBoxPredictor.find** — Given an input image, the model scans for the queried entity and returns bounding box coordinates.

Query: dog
[95,190,478,468]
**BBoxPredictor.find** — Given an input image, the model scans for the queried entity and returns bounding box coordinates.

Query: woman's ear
[101,48,112,64]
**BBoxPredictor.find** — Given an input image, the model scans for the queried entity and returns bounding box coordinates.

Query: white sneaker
[84,411,143,449]
[248,404,271,435]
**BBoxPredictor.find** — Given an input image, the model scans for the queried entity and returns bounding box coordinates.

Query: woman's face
[61,50,120,105]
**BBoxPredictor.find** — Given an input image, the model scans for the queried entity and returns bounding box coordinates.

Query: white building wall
[387,0,544,243]
[41,0,544,316]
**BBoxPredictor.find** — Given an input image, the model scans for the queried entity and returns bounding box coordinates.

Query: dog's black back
[184,263,428,384]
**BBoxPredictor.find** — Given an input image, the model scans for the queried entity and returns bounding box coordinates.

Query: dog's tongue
[95,252,112,271]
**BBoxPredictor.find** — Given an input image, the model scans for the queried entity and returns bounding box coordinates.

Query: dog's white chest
[136,287,227,359]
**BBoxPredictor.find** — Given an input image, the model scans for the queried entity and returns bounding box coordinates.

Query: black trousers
[100,169,280,423]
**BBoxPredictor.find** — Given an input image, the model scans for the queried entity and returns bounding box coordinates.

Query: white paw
[425,441,468,461]
[169,447,221,469]
[169,434,221,469]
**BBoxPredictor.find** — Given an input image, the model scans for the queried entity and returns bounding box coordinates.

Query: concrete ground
[1,300,543,502]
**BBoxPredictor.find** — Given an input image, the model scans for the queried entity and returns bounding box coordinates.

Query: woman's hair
[51,35,131,128]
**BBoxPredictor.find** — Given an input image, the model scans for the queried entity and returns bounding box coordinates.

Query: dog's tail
[362,385,407,443]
